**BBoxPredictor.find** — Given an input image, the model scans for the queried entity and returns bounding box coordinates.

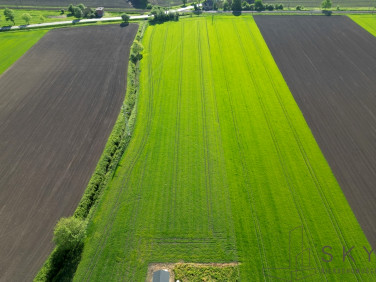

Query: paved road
[0,5,197,31]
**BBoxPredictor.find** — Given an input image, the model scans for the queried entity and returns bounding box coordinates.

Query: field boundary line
[80,26,157,282]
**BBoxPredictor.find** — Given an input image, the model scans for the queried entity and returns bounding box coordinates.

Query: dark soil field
[255,15,376,248]
[0,24,137,281]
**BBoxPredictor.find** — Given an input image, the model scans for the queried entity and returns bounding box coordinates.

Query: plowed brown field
[255,15,376,248]
[0,24,137,281]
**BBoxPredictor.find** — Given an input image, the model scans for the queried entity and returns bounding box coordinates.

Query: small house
[152,269,170,282]
[95,7,104,18]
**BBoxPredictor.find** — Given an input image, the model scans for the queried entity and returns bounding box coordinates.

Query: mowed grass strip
[74,16,375,281]
[350,15,376,37]
[0,30,46,75]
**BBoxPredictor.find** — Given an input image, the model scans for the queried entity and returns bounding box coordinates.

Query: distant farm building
[95,7,104,17]
[152,269,170,282]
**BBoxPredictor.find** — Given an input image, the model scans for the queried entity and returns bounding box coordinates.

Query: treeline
[222,0,284,11]
[149,6,179,22]
[66,3,98,19]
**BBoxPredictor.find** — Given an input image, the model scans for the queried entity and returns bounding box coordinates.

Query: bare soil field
[255,15,376,248]
[0,24,137,281]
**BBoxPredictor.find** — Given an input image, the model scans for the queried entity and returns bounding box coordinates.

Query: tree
[264,3,272,10]
[39,15,46,23]
[254,0,265,11]
[78,3,86,11]
[223,0,230,11]
[321,0,331,9]
[53,217,86,251]
[121,13,130,23]
[232,0,242,11]
[68,4,74,14]
[150,6,168,22]
[182,0,187,7]
[73,6,83,18]
[4,8,15,25]
[83,7,94,18]
[21,13,32,24]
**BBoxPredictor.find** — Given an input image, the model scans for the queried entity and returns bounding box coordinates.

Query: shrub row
[34,21,147,281]
[149,6,179,22]
[223,0,284,11]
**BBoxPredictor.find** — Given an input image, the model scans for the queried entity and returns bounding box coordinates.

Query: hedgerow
[34,21,147,282]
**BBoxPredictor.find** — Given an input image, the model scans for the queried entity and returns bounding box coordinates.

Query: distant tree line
[221,0,284,12]
[149,6,179,22]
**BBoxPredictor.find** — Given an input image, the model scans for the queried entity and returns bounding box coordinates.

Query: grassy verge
[350,14,376,36]
[72,15,375,281]
[34,21,147,282]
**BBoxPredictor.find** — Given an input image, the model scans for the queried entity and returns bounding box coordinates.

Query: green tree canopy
[21,13,32,25]
[121,13,130,23]
[4,8,15,25]
[53,217,86,251]
[232,0,242,11]
[321,0,332,9]
[254,0,265,11]
[73,6,83,18]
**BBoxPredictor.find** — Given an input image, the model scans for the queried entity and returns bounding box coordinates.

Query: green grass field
[350,15,376,37]
[0,9,68,26]
[0,29,47,75]
[0,9,145,27]
[73,16,375,281]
